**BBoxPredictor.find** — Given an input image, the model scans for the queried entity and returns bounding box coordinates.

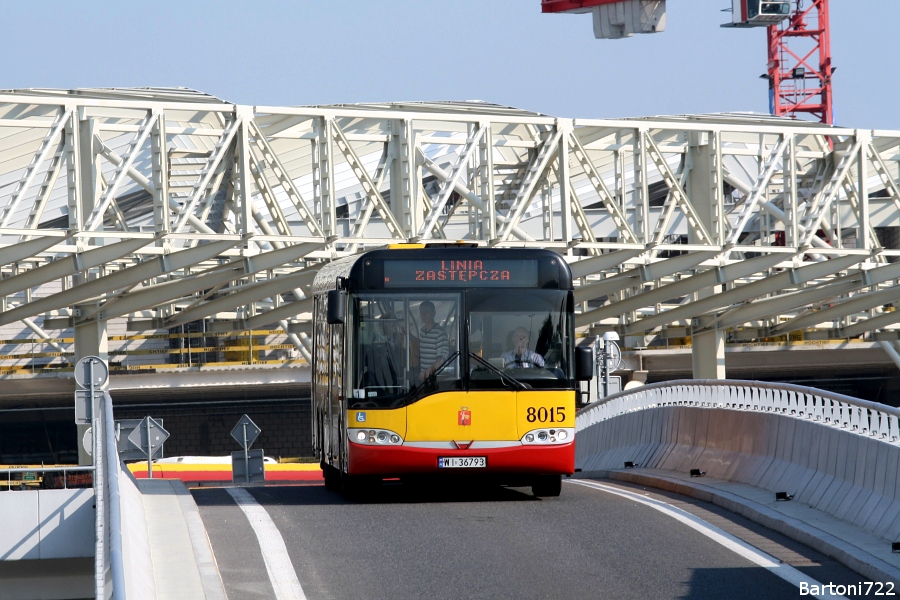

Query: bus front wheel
[342,473,377,500]
[532,475,562,498]
[323,464,341,491]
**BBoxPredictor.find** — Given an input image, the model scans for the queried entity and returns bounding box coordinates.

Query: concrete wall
[0,558,93,600]
[0,394,313,464]
[577,406,900,542]
[114,399,312,458]
[0,489,93,560]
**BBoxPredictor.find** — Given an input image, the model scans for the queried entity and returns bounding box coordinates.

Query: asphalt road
[193,479,869,600]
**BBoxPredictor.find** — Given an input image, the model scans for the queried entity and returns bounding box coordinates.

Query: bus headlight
[521,428,574,445]
[349,429,403,446]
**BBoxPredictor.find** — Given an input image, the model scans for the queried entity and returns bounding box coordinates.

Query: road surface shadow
[192,479,548,507]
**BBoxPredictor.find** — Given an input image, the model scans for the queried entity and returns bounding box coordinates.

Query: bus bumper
[347,441,575,477]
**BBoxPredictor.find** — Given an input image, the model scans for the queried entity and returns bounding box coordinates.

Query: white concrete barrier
[97,389,157,600]
[118,464,157,600]
[576,380,900,541]
[0,488,94,560]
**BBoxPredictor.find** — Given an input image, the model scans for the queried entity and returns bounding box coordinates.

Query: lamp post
[599,331,620,399]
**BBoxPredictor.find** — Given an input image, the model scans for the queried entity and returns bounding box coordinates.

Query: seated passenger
[502,326,545,368]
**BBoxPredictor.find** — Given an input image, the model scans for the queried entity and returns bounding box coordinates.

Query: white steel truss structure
[2,88,900,371]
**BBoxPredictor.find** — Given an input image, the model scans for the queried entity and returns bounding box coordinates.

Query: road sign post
[147,417,153,479]
[230,414,263,484]
[231,449,265,483]
[597,333,622,399]
[243,422,249,484]
[74,356,109,425]
[73,356,109,468]
[115,419,164,460]
[127,417,169,479]
[74,390,98,425]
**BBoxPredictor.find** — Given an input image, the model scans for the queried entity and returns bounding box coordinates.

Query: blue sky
[3,1,897,129]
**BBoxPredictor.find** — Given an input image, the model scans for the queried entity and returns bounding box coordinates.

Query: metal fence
[0,465,94,490]
[576,379,900,446]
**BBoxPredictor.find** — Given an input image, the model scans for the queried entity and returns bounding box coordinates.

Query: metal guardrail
[576,379,900,445]
[0,465,95,490]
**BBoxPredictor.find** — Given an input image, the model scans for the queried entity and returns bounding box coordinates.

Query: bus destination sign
[383,259,539,287]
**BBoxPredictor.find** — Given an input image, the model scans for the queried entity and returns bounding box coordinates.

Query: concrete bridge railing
[96,390,156,600]
[575,380,900,543]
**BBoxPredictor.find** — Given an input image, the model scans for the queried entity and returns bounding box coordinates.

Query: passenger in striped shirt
[417,300,449,382]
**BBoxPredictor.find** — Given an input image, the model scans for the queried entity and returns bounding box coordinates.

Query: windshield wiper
[468,352,531,390]
[392,351,461,406]
[428,350,460,381]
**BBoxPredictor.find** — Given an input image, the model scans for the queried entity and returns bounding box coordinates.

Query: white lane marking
[569,480,846,600]
[226,487,307,600]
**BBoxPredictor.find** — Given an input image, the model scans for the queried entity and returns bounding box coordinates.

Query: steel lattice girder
[1,89,900,341]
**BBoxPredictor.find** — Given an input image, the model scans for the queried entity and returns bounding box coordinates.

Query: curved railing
[574,379,900,582]
[102,391,127,599]
[94,390,127,599]
[576,379,900,446]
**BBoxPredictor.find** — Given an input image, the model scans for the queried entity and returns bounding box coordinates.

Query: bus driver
[502,326,545,369]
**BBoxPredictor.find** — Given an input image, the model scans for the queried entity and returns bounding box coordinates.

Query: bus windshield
[349,289,573,407]
[351,293,462,408]
[467,290,573,390]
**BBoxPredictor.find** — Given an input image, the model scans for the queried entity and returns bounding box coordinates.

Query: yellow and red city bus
[312,245,589,497]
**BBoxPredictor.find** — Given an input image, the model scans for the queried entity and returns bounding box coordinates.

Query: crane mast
[541,0,833,124]
[767,0,833,124]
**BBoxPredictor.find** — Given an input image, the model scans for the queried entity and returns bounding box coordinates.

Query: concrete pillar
[688,133,726,379]
[691,317,725,379]
[71,114,110,465]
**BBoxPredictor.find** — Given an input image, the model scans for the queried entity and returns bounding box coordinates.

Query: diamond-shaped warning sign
[127,416,169,458]
[231,414,261,450]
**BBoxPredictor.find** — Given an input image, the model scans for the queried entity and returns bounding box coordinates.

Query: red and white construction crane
[541,0,833,124]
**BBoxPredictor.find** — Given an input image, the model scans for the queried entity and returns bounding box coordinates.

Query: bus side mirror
[574,346,594,382]
[327,290,346,325]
